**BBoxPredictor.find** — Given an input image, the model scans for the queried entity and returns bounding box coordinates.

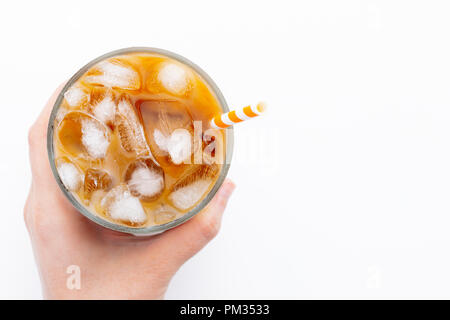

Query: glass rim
[47,47,233,235]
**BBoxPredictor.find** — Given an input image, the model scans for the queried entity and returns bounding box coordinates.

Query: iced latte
[49,49,228,231]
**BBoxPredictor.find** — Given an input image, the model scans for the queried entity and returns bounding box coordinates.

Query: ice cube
[153,204,178,225]
[128,167,162,197]
[125,158,164,202]
[92,94,115,124]
[166,129,192,165]
[139,100,193,164]
[152,129,192,164]
[55,108,68,125]
[157,63,190,94]
[116,98,151,157]
[153,129,169,152]
[168,164,219,210]
[57,161,83,191]
[57,112,110,159]
[64,85,89,107]
[81,118,110,158]
[85,60,140,90]
[101,185,147,224]
[84,168,112,199]
[168,180,211,211]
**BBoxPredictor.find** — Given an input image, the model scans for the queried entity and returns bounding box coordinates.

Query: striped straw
[210,102,266,129]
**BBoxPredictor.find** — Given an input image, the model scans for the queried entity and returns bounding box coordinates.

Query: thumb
[150,179,236,270]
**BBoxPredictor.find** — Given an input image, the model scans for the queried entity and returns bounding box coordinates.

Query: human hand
[24,84,235,299]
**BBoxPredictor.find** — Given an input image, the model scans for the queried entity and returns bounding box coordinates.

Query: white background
[1,0,450,299]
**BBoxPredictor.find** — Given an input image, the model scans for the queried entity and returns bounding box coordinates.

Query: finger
[150,179,236,270]
[28,82,66,180]
[26,83,88,231]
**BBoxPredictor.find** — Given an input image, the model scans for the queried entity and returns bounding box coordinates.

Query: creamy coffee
[53,52,225,227]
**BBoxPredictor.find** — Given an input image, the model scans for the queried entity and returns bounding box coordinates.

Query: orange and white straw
[210,102,266,129]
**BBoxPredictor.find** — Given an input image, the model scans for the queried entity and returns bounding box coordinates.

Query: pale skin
[24,84,235,299]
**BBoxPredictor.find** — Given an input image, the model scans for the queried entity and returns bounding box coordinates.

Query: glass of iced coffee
[47,47,233,235]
